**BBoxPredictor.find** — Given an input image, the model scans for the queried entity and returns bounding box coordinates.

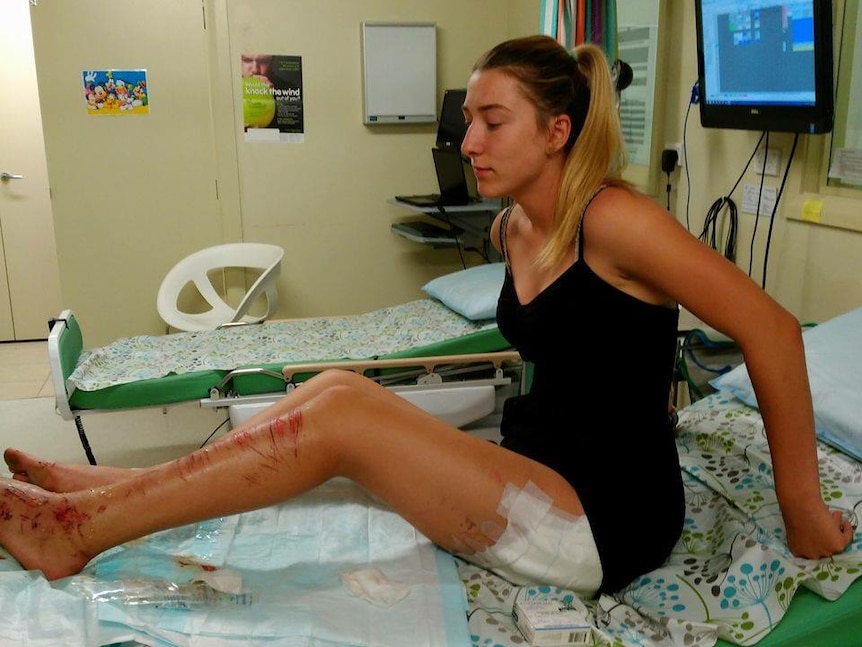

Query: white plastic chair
[157,243,284,332]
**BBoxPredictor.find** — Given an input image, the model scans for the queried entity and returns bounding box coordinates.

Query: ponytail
[539,44,628,270]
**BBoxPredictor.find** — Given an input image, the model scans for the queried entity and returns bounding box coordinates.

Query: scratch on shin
[267,417,286,462]
[287,407,303,458]
[175,449,213,482]
[232,421,279,464]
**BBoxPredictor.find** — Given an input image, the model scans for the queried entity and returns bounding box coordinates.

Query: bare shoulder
[583,185,674,245]
[580,183,702,306]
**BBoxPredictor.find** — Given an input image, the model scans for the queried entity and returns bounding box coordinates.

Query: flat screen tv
[436,88,468,150]
[694,0,834,134]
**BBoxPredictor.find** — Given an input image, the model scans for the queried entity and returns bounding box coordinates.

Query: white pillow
[421,263,506,321]
[710,305,862,460]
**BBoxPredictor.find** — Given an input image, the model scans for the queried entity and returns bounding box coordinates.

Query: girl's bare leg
[4,372,391,493]
[0,369,582,581]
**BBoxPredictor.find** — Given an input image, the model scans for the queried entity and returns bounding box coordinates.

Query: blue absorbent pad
[0,478,470,646]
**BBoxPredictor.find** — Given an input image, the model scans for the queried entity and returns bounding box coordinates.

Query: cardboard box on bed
[513,598,593,646]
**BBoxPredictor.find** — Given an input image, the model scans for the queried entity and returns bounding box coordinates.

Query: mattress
[60,299,509,412]
[461,392,862,646]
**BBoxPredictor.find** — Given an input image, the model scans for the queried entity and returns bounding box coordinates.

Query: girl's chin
[474,181,504,200]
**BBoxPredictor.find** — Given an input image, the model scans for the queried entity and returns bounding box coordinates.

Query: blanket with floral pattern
[459,393,862,646]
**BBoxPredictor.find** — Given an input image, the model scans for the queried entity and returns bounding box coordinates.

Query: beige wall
[214,0,542,322]
[30,1,861,346]
[32,0,540,345]
[660,2,862,323]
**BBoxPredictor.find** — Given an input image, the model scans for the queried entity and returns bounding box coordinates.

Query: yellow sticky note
[801,199,823,223]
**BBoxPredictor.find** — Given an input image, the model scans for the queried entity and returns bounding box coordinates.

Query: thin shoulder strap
[576,185,609,256]
[499,204,516,269]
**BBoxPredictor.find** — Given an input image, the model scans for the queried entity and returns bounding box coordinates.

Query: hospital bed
[48,299,519,465]
[30,272,862,645]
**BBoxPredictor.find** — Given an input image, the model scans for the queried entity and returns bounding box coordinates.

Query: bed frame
[48,309,522,465]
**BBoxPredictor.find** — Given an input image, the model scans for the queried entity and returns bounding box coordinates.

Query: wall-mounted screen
[694,0,834,133]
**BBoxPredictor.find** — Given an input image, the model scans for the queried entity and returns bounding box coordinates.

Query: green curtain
[540,0,617,60]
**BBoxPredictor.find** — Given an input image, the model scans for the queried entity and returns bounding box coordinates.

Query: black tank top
[496,198,684,594]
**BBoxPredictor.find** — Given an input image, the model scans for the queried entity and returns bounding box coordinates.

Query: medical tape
[460,481,603,596]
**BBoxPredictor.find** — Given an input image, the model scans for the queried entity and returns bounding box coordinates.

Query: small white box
[513,598,593,646]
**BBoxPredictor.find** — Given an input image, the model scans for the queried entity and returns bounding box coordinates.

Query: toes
[3,447,22,470]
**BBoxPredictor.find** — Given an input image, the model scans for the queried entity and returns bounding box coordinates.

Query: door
[29,0,225,344]
[0,0,63,341]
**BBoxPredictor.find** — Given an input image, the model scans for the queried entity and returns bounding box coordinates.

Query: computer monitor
[694,0,833,134]
[436,89,468,150]
[432,147,479,205]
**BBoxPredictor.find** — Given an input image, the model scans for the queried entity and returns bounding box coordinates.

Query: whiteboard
[361,22,436,124]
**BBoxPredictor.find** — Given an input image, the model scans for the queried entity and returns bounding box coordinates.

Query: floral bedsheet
[459,393,862,646]
[69,299,497,391]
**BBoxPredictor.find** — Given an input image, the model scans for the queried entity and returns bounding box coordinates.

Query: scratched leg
[3,370,375,493]
[0,370,582,582]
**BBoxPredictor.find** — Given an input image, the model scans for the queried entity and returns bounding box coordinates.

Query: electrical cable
[699,132,766,261]
[199,416,231,448]
[748,131,769,277]
[676,354,704,401]
[682,81,699,231]
[761,132,800,289]
[661,148,679,211]
[436,205,468,269]
[682,330,735,375]
[665,169,672,210]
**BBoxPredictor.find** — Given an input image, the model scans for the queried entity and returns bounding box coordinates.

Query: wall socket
[753,148,781,176]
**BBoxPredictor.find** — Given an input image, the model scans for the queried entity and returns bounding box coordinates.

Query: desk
[389,198,504,261]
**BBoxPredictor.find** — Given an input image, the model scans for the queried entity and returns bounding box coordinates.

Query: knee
[309,370,373,413]
[312,368,368,393]
[311,368,366,390]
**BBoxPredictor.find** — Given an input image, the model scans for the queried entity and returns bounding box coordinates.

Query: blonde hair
[472,36,629,269]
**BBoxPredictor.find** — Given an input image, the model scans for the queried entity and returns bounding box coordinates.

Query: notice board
[361,22,436,125]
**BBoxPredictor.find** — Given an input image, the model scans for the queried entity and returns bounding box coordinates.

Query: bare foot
[0,478,94,580]
[3,448,135,492]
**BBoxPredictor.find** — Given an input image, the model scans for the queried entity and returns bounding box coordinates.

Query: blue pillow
[710,305,862,460]
[422,263,506,321]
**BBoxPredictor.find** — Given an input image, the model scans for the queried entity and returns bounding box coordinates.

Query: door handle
[0,172,24,181]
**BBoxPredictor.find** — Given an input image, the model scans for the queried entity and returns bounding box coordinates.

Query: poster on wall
[241,53,304,144]
[82,69,149,114]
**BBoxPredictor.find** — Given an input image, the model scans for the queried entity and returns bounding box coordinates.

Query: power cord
[748,131,770,277]
[661,148,679,211]
[435,205,468,269]
[760,132,799,289]
[682,80,699,231]
[699,131,767,262]
[200,416,231,448]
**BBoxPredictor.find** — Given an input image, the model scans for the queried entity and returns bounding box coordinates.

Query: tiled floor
[0,340,53,400]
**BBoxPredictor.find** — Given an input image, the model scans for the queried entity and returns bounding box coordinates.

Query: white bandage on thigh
[459,481,603,597]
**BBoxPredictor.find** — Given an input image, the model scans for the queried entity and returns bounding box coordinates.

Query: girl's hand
[784,502,855,559]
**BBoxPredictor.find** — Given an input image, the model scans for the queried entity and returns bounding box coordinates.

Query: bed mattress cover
[460,392,862,647]
[66,299,508,411]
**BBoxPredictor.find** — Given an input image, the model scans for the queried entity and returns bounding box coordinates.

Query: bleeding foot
[0,478,94,580]
[4,448,133,492]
